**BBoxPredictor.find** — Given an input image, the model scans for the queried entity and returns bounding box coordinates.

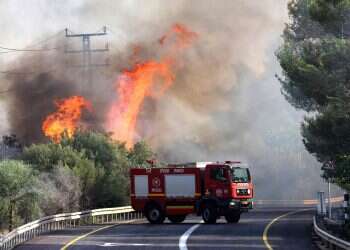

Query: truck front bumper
[240,199,253,210]
[227,199,253,211]
[228,199,241,209]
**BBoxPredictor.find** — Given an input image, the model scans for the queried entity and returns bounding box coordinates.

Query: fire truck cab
[130,161,253,224]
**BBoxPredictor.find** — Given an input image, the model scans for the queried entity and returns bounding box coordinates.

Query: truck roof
[167,162,214,168]
[167,161,247,168]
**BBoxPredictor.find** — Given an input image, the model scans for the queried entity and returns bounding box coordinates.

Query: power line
[0,70,36,75]
[0,65,59,77]
[0,30,66,75]
[0,30,64,54]
[24,30,64,48]
[0,45,60,52]
[0,88,12,94]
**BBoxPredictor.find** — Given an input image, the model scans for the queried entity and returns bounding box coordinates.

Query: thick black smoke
[6,72,75,143]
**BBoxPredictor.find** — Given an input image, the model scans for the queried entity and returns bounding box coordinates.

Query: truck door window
[231,168,250,183]
[210,168,226,182]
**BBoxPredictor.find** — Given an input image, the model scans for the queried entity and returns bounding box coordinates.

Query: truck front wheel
[145,204,165,224]
[225,211,240,223]
[202,204,217,224]
[168,215,186,223]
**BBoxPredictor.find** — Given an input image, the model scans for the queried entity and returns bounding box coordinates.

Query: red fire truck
[130,161,253,224]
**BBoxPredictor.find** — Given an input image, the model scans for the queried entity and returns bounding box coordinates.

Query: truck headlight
[247,189,251,195]
[230,201,236,206]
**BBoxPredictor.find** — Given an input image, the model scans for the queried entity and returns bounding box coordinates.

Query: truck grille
[237,189,249,196]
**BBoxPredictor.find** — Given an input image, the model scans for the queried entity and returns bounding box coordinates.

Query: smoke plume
[0,0,336,199]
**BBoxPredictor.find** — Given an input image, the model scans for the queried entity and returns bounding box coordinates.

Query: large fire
[42,96,92,142]
[41,23,197,147]
[106,23,198,148]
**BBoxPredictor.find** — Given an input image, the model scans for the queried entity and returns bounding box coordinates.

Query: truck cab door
[205,165,230,199]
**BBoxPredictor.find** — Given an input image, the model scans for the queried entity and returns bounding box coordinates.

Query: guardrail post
[318,191,326,216]
[344,193,349,224]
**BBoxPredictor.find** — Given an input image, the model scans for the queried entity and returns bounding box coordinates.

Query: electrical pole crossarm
[65,48,109,54]
[65,27,107,37]
[64,26,109,92]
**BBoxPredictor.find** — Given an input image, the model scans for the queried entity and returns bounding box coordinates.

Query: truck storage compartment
[134,175,149,197]
[165,174,195,198]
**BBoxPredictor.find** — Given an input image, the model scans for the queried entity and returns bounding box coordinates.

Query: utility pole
[323,161,335,219]
[64,27,109,90]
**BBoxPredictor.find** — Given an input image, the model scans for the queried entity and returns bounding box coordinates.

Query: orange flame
[42,96,92,142]
[159,23,198,49]
[106,23,197,148]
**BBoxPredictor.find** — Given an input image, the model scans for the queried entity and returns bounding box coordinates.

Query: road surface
[15,206,317,250]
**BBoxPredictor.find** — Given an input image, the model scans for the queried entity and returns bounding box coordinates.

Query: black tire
[145,203,165,224]
[225,211,240,223]
[202,204,217,224]
[168,215,186,223]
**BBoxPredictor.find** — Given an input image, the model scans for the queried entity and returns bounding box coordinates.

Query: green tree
[309,0,350,35]
[38,166,81,215]
[128,141,154,167]
[22,143,86,171]
[19,131,155,211]
[277,0,350,191]
[61,131,131,207]
[0,160,39,231]
[22,142,96,209]
[72,161,96,209]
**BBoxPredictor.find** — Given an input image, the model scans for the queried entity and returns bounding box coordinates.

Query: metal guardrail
[255,196,344,206]
[313,216,350,250]
[0,206,143,250]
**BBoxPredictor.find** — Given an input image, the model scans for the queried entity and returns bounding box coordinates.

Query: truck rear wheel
[145,204,165,224]
[168,215,186,223]
[225,211,240,223]
[202,204,217,224]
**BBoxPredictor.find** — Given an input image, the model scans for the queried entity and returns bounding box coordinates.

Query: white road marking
[98,242,153,246]
[179,223,201,250]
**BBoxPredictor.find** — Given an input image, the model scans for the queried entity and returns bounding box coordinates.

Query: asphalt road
[15,206,317,250]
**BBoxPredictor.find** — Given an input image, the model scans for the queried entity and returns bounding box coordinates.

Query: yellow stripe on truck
[167,206,194,209]
[148,193,165,197]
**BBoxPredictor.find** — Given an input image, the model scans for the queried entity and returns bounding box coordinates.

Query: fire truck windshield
[231,168,250,183]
